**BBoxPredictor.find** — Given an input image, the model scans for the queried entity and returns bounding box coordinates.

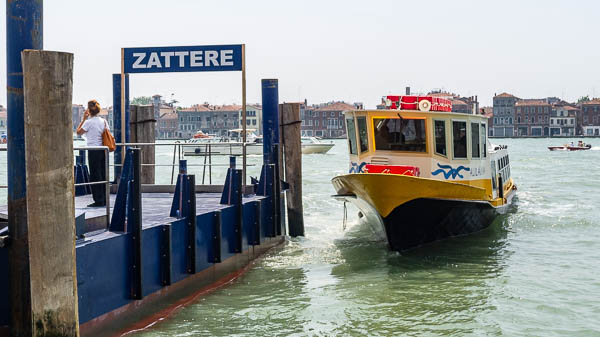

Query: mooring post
[6,1,43,335]
[22,49,79,336]
[128,148,143,300]
[130,104,156,184]
[234,168,243,253]
[112,73,130,181]
[186,175,197,274]
[261,79,280,166]
[280,103,304,237]
[261,79,281,238]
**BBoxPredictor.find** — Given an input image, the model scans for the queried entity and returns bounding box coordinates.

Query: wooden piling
[22,50,79,336]
[130,104,156,184]
[280,103,304,237]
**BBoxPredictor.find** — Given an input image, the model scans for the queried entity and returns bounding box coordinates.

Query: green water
[4,138,600,336]
[127,138,600,336]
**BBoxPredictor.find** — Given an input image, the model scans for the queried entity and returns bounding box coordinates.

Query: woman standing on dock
[76,100,107,207]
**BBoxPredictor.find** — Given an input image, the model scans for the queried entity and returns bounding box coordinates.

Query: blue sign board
[123,45,243,74]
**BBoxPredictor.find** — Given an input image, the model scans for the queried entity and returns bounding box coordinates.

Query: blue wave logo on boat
[349,162,366,173]
[431,163,470,179]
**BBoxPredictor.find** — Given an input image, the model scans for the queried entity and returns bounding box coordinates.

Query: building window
[331,112,335,117]
[471,123,480,158]
[434,120,446,156]
[316,120,319,127]
[452,121,467,159]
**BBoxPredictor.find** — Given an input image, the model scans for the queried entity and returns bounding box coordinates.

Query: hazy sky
[1,0,599,109]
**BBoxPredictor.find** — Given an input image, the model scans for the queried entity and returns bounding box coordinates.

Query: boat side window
[346,118,358,155]
[480,123,487,158]
[452,121,467,159]
[434,120,447,156]
[373,118,426,152]
[356,117,369,153]
[471,122,480,158]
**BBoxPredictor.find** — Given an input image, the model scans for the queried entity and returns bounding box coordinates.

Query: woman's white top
[81,116,108,146]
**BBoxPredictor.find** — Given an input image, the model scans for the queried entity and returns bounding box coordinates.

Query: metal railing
[114,141,255,185]
[74,146,110,229]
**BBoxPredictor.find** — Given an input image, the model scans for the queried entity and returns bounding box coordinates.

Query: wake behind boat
[332,95,516,251]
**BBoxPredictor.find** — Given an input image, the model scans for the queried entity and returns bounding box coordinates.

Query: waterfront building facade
[301,101,359,138]
[550,105,577,136]
[158,112,179,139]
[514,99,551,136]
[239,104,262,135]
[0,105,6,134]
[492,93,518,137]
[72,104,85,131]
[579,99,600,136]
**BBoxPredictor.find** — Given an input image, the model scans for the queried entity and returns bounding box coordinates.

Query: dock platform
[0,185,285,337]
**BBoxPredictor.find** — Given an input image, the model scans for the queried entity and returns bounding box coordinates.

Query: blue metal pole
[261,79,279,165]
[6,1,43,334]
[112,73,130,181]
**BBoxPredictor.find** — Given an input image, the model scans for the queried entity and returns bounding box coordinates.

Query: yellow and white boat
[332,98,516,251]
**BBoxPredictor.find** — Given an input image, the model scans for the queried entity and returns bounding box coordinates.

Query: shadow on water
[327,215,513,336]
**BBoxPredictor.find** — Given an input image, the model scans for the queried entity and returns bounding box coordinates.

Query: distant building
[177,104,241,138]
[177,104,213,138]
[238,105,262,135]
[579,99,600,136]
[550,105,577,136]
[0,105,6,134]
[158,112,179,139]
[492,93,519,137]
[514,99,551,136]
[301,101,358,138]
[72,104,85,131]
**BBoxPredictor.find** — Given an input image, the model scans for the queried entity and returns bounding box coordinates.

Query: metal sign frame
[119,44,247,184]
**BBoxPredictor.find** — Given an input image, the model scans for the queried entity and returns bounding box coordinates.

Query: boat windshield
[373,118,426,152]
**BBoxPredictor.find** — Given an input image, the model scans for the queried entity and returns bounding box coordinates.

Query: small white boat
[548,141,592,151]
[301,137,335,154]
[183,129,262,156]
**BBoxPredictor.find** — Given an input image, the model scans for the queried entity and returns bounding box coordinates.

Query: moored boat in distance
[331,95,516,251]
[183,129,262,156]
[301,137,335,154]
[548,140,592,151]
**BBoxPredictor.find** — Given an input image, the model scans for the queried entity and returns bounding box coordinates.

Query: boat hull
[332,173,514,251]
[382,198,501,251]
[301,143,335,154]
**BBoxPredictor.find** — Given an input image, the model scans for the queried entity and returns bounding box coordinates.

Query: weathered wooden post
[280,103,304,237]
[130,104,156,184]
[22,49,79,336]
[6,1,42,335]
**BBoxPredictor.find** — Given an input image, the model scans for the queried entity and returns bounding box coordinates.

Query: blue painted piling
[261,79,279,165]
[6,1,43,335]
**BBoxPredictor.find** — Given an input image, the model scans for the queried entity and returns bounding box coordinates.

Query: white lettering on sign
[132,53,147,68]
[205,50,219,66]
[190,51,203,67]
[147,52,162,68]
[174,51,189,67]
[129,49,237,70]
[160,52,175,68]
[221,50,233,66]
